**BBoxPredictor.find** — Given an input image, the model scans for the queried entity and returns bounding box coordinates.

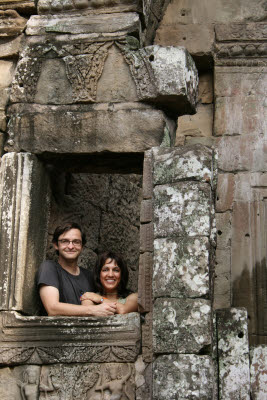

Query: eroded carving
[17,366,40,400]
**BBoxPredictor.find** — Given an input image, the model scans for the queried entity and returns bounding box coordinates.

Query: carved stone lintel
[0,311,141,365]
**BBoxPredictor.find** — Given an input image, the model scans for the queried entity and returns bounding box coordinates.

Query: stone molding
[0,311,141,365]
[214,23,267,66]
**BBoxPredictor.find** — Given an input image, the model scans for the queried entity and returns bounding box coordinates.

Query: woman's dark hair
[94,251,131,297]
[52,222,86,246]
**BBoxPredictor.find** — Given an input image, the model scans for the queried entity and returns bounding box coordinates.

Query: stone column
[138,144,217,399]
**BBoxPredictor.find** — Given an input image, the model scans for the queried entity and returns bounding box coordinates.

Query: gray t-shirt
[37,260,95,306]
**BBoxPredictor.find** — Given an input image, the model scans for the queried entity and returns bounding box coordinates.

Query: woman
[80,251,138,314]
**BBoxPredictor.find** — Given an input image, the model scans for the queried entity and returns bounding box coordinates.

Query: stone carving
[0,363,135,399]
[64,42,113,102]
[17,366,40,400]
[0,312,140,365]
[215,23,267,42]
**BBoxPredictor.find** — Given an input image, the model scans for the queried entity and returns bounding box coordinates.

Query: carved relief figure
[17,366,40,400]
[89,364,132,400]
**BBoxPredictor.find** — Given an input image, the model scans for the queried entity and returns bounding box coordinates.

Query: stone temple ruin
[0,0,266,398]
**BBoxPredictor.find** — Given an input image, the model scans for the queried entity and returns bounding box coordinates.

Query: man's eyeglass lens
[58,239,82,246]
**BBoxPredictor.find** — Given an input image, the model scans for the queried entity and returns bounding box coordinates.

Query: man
[37,222,116,316]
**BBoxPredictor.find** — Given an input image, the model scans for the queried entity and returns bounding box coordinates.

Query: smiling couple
[37,222,138,317]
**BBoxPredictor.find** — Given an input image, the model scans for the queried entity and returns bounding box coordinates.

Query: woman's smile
[100,258,121,293]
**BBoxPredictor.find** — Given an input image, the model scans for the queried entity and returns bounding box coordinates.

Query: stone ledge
[0,311,141,365]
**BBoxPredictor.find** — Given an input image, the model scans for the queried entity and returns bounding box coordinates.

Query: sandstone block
[153,354,215,400]
[153,298,212,353]
[0,35,22,57]
[176,104,213,137]
[215,96,266,136]
[26,12,141,36]
[0,10,27,37]
[185,136,215,147]
[198,73,213,104]
[135,356,152,400]
[216,211,232,249]
[0,311,140,365]
[6,103,170,154]
[217,135,267,172]
[155,23,215,56]
[141,312,153,363]
[0,60,15,88]
[216,173,235,212]
[154,182,211,238]
[153,236,209,298]
[139,223,153,253]
[216,308,250,400]
[138,251,153,312]
[0,0,35,12]
[153,144,213,184]
[0,153,50,315]
[0,132,4,155]
[233,172,267,203]
[140,199,153,223]
[0,111,6,131]
[250,346,267,400]
[213,248,231,309]
[136,45,198,114]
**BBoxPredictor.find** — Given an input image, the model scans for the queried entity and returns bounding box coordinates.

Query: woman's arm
[80,292,103,305]
[116,293,138,314]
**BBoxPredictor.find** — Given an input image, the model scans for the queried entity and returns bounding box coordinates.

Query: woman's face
[100,258,121,293]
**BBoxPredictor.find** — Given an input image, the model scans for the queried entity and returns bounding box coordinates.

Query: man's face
[54,228,83,263]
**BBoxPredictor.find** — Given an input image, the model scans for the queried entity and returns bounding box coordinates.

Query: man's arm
[39,285,117,317]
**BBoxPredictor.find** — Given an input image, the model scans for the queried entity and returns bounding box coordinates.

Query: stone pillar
[214,22,267,346]
[0,152,50,315]
[138,144,217,399]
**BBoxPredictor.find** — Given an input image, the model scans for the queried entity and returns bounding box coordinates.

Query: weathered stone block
[26,12,141,36]
[139,223,153,253]
[198,72,213,104]
[217,135,267,173]
[0,362,136,399]
[215,96,266,136]
[153,145,213,185]
[142,150,153,200]
[0,311,141,365]
[138,252,153,313]
[6,103,170,154]
[134,45,198,114]
[140,199,153,223]
[154,181,211,238]
[153,236,209,298]
[0,35,22,58]
[217,308,250,400]
[155,22,215,56]
[153,298,211,353]
[0,9,27,37]
[176,104,213,137]
[141,312,153,363]
[0,60,15,89]
[250,346,267,400]
[0,153,50,315]
[153,354,215,400]
[0,111,6,131]
[213,248,231,309]
[0,0,35,12]
[216,211,232,249]
[216,173,235,212]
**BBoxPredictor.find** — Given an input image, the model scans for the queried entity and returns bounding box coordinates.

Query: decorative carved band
[0,311,141,365]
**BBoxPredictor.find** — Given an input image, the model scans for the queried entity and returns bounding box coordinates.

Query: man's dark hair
[94,251,131,298]
[52,222,87,246]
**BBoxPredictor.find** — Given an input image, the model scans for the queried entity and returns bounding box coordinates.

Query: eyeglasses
[58,239,82,247]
